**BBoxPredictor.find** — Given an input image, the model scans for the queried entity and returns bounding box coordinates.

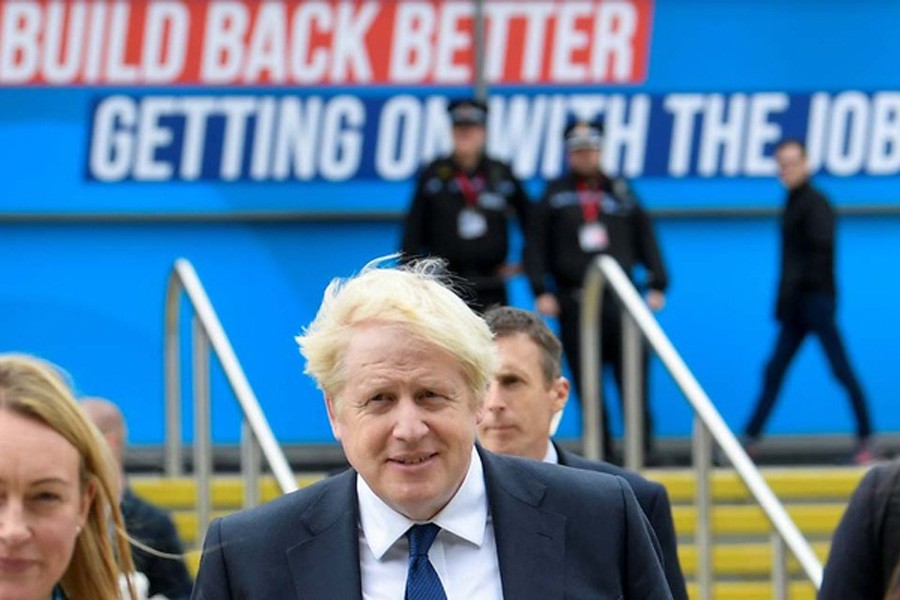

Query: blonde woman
[0,354,139,600]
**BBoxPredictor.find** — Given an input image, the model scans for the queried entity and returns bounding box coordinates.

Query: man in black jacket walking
[743,139,874,464]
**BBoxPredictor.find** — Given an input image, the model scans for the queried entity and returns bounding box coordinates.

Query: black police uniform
[401,102,530,312]
[525,169,668,459]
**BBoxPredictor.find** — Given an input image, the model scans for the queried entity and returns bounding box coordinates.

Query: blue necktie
[405,523,448,600]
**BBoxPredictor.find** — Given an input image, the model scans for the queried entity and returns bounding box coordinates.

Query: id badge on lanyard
[577,184,609,252]
[456,173,488,239]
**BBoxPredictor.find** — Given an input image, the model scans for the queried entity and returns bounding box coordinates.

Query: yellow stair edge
[685,580,816,600]
[671,503,845,536]
[678,541,830,576]
[173,511,233,545]
[643,466,867,502]
[185,550,201,578]
[129,474,326,509]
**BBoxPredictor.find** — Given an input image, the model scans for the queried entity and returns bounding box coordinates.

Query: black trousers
[558,289,654,460]
[745,293,872,440]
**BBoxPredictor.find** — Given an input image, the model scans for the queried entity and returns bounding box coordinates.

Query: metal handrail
[164,259,298,541]
[580,255,823,597]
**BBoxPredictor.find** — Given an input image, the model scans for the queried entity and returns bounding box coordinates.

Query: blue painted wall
[2,213,896,444]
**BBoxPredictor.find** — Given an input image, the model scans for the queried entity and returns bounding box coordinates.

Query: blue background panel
[1,215,895,445]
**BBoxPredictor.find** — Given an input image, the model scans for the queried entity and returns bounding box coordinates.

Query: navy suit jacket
[555,445,688,600]
[192,447,672,599]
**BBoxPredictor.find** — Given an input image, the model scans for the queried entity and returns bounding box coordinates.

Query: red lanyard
[456,173,484,207]
[577,181,603,223]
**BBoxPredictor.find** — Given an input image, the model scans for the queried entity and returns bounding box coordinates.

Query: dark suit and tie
[405,523,445,599]
[556,445,687,600]
[193,448,671,599]
[192,259,672,599]
[477,306,688,599]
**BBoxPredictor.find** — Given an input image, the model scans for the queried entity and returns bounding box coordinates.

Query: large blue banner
[4,0,900,215]
[79,91,900,183]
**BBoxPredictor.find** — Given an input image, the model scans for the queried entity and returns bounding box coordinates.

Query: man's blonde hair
[296,256,496,401]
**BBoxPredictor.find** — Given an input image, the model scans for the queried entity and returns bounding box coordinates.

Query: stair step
[671,502,845,536]
[678,541,830,576]
[685,580,816,600]
[172,511,233,544]
[644,466,866,502]
[185,550,201,577]
[129,474,325,509]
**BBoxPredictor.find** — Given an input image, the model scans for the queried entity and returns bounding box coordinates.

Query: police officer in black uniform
[524,119,668,461]
[401,98,531,312]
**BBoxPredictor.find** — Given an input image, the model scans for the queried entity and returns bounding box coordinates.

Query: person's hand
[535,293,560,316]
[646,290,666,311]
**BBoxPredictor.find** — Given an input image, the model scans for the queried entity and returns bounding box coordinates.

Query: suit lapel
[286,470,363,600]
[555,442,572,467]
[480,448,567,600]
[285,453,569,600]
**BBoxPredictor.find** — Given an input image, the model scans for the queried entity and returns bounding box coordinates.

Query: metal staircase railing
[163,258,298,544]
[580,255,822,599]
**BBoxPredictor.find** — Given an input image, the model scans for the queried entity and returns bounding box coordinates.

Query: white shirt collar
[543,440,559,464]
[357,447,489,560]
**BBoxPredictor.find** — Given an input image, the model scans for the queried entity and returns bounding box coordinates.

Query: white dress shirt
[542,440,560,464]
[357,447,504,600]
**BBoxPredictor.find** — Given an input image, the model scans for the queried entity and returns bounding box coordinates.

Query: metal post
[581,270,606,461]
[622,313,644,470]
[193,317,212,546]
[164,275,183,477]
[772,532,789,600]
[241,420,261,509]
[473,0,486,101]
[693,417,713,600]
[584,255,823,588]
[175,260,297,494]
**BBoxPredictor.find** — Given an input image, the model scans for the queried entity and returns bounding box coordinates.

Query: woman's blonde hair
[296,256,497,402]
[0,354,138,600]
